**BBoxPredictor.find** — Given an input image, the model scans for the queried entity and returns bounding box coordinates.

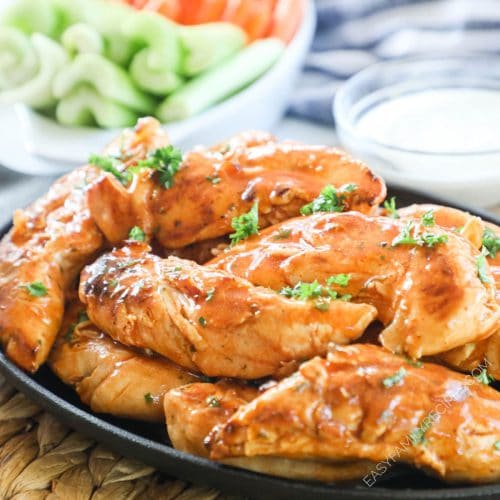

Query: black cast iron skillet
[0,185,499,500]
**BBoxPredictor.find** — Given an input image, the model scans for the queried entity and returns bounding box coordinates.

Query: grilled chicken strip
[164,379,375,483]
[165,381,259,457]
[399,205,500,378]
[207,344,500,484]
[0,117,169,372]
[209,212,500,358]
[49,301,199,422]
[87,137,386,249]
[79,242,377,378]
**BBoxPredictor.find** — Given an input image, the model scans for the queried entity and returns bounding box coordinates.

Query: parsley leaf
[421,210,435,227]
[144,392,154,404]
[273,228,292,240]
[300,184,357,215]
[206,395,221,407]
[279,276,351,306]
[419,233,448,248]
[476,253,491,284]
[392,221,419,246]
[494,441,500,451]
[475,368,495,385]
[382,367,407,388]
[392,221,448,248]
[89,154,131,185]
[229,202,259,245]
[326,274,350,288]
[482,228,500,258]
[137,145,182,189]
[205,288,215,302]
[65,310,90,342]
[409,412,436,445]
[198,317,207,327]
[129,226,145,242]
[206,175,221,185]
[383,197,399,219]
[22,281,48,297]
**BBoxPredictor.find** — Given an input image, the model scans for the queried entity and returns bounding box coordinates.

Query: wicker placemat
[0,374,236,500]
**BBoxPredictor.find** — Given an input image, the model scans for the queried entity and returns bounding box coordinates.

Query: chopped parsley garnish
[206,395,221,407]
[198,317,207,327]
[21,281,48,297]
[326,274,350,288]
[65,311,90,342]
[128,226,145,242]
[280,280,323,300]
[382,367,407,388]
[273,228,292,240]
[77,311,89,323]
[314,299,330,312]
[279,276,351,307]
[482,228,500,258]
[89,154,131,185]
[494,441,500,451]
[300,184,357,216]
[409,412,436,445]
[206,288,215,302]
[476,253,491,284]
[206,175,221,185]
[404,356,423,368]
[383,197,399,219]
[144,392,154,404]
[137,145,182,189]
[475,368,495,385]
[392,221,419,246]
[419,233,448,248]
[421,210,435,227]
[229,202,259,245]
[392,221,448,248]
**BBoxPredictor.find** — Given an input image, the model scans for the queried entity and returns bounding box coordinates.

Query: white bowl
[334,56,500,208]
[0,1,316,176]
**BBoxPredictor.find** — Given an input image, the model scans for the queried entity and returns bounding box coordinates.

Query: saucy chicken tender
[86,138,386,249]
[79,242,377,378]
[49,301,199,422]
[0,117,169,372]
[164,381,259,457]
[210,212,500,358]
[207,344,500,484]
[398,205,500,378]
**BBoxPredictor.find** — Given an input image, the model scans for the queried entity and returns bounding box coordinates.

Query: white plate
[0,1,316,175]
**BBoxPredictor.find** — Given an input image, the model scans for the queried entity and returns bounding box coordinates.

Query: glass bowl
[334,55,500,207]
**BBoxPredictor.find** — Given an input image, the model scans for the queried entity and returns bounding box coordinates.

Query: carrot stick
[268,0,305,43]
[179,0,228,25]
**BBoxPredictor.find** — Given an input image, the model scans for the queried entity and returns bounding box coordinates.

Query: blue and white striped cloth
[290,0,500,124]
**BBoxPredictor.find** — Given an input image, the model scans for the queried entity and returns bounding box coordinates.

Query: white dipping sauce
[356,88,500,153]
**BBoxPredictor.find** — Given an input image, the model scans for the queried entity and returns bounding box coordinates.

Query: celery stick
[1,0,85,39]
[157,38,285,122]
[123,11,182,93]
[179,23,246,77]
[82,0,141,67]
[122,11,180,71]
[0,33,67,109]
[61,23,104,56]
[129,51,183,95]
[56,86,137,128]
[0,26,38,90]
[53,53,156,114]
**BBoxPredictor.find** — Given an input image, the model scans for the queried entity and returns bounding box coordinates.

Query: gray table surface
[1,117,499,227]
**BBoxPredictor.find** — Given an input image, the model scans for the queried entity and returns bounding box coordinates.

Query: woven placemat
[0,374,237,500]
